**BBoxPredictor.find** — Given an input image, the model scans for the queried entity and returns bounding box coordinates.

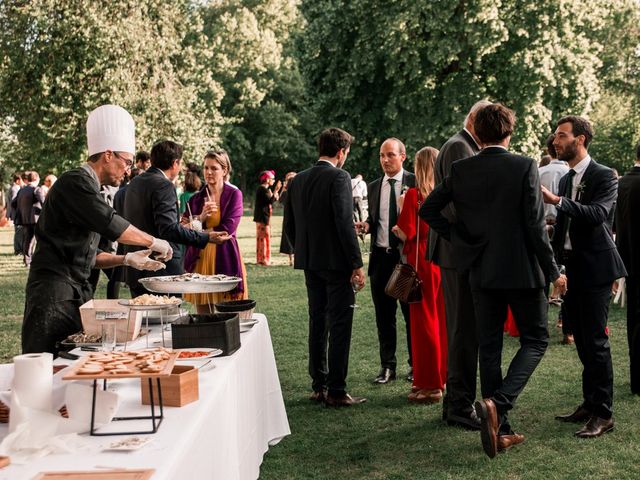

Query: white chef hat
[86,105,136,156]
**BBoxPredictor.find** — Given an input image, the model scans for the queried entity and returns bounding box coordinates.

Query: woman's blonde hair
[204,150,232,182]
[414,147,439,197]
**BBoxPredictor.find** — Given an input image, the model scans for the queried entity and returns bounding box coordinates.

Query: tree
[199,0,318,192]
[298,0,640,176]
[0,1,225,174]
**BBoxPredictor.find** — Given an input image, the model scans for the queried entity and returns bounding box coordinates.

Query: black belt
[373,245,398,255]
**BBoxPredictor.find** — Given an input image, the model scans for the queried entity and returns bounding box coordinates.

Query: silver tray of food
[139,273,241,294]
[118,294,182,310]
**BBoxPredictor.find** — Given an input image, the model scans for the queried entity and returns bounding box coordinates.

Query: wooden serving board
[62,349,178,381]
[32,469,155,479]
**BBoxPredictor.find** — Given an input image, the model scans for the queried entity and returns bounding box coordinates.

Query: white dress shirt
[375,169,404,249]
[539,160,570,219]
[562,155,591,250]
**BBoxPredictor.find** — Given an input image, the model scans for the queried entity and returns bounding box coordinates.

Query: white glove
[123,250,166,271]
[149,237,173,262]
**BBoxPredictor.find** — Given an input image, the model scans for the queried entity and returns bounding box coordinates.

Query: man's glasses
[113,151,134,169]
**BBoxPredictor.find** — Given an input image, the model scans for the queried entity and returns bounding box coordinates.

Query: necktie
[388,178,399,248]
[564,169,576,199]
[561,169,576,250]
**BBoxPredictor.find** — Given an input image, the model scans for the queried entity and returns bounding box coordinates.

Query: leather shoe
[575,416,614,438]
[408,388,442,404]
[562,334,574,345]
[555,405,591,423]
[406,368,414,383]
[373,368,396,384]
[497,432,525,452]
[446,409,482,431]
[324,393,367,407]
[475,398,499,459]
[309,390,326,403]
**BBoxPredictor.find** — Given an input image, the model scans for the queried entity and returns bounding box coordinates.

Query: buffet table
[0,313,290,480]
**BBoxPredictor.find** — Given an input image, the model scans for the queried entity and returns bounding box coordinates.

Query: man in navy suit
[423,103,567,457]
[285,127,366,407]
[356,138,415,385]
[123,140,229,297]
[616,142,640,395]
[543,116,627,438]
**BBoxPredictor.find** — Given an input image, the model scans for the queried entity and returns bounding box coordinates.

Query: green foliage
[0,0,224,174]
[298,0,640,174]
[199,0,318,191]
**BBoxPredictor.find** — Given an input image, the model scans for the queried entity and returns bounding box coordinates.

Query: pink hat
[259,170,275,183]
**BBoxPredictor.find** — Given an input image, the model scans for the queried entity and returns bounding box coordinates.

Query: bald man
[356,138,415,384]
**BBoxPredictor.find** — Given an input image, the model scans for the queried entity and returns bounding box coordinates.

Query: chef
[22,104,173,355]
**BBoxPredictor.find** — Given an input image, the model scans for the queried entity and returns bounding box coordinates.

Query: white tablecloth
[0,313,290,479]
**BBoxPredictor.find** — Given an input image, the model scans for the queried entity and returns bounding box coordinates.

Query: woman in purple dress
[182,150,248,313]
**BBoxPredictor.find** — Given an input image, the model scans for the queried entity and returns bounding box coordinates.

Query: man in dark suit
[423,103,567,458]
[355,138,415,384]
[423,100,491,429]
[616,142,640,395]
[11,171,45,266]
[123,140,228,297]
[543,115,627,438]
[284,127,366,407]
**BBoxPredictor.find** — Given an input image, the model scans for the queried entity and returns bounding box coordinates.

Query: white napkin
[0,357,119,464]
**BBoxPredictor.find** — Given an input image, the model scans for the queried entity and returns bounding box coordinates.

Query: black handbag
[384,199,423,303]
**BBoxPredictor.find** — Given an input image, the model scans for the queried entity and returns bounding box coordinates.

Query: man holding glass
[284,127,366,407]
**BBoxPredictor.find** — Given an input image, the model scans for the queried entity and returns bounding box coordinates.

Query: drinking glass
[350,280,360,309]
[101,321,117,352]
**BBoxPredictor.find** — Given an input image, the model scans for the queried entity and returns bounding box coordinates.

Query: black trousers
[305,269,355,397]
[627,276,640,394]
[564,283,614,419]
[21,224,36,265]
[369,247,411,370]
[472,287,549,433]
[440,267,478,416]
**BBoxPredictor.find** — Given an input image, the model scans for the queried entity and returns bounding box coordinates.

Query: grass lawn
[2,215,640,479]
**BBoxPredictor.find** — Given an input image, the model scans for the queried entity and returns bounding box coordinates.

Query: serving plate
[175,348,223,361]
[118,299,183,310]
[139,274,241,294]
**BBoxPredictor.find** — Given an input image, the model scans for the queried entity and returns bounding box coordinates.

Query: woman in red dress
[392,147,447,403]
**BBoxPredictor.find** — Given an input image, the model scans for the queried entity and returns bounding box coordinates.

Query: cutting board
[32,469,155,479]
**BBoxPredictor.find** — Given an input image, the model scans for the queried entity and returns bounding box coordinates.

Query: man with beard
[22,105,172,355]
[542,115,627,438]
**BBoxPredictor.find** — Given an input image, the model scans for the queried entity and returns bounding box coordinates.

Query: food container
[140,365,199,407]
[139,275,240,294]
[80,299,143,343]
[214,299,256,321]
[171,313,240,356]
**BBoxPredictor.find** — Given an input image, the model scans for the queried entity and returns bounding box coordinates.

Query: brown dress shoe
[497,433,525,452]
[309,391,326,403]
[475,398,499,458]
[575,416,614,438]
[325,393,367,407]
[555,405,591,423]
[562,334,574,345]
[408,389,442,404]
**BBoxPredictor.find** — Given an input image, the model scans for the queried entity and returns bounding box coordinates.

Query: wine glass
[350,280,360,309]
